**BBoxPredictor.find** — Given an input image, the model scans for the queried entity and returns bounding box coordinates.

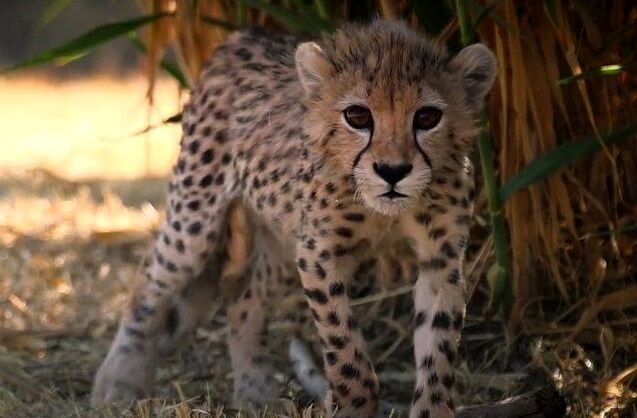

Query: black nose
[373,162,413,185]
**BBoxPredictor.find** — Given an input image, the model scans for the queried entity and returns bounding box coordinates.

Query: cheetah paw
[91,345,154,406]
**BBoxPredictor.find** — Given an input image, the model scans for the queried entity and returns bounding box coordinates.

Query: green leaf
[158,59,190,90]
[467,0,513,34]
[238,0,334,35]
[127,34,190,90]
[455,0,474,45]
[470,0,504,33]
[36,0,75,30]
[2,13,172,73]
[164,113,182,124]
[500,124,637,201]
[127,112,182,137]
[557,64,629,86]
[313,0,329,20]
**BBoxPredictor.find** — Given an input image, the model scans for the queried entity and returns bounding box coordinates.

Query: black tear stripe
[352,126,374,171]
[413,131,432,168]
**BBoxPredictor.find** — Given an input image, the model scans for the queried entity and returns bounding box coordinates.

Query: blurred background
[1,0,139,74]
[0,1,635,417]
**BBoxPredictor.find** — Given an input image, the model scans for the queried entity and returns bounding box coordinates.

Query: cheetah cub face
[296,22,496,216]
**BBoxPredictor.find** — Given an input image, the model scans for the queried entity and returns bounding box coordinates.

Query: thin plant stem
[456,0,513,316]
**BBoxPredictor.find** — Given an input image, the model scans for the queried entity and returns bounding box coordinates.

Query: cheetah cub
[92,20,496,418]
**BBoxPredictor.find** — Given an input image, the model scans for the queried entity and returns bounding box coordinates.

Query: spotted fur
[92,21,496,418]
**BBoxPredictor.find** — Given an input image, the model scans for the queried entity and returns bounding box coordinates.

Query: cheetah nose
[373,162,413,185]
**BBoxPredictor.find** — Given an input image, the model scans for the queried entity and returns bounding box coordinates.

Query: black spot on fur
[326,351,338,366]
[420,355,434,369]
[187,200,200,211]
[327,312,340,325]
[328,335,348,349]
[315,262,327,279]
[438,340,456,363]
[442,374,455,389]
[413,386,424,404]
[453,311,463,330]
[343,212,365,222]
[429,227,446,240]
[340,364,360,379]
[415,311,427,328]
[447,269,460,284]
[187,222,202,235]
[440,241,457,258]
[297,257,308,272]
[215,130,227,143]
[305,288,328,304]
[188,140,200,154]
[421,258,447,270]
[199,174,213,187]
[415,212,432,225]
[201,149,214,164]
[329,282,345,296]
[335,227,354,238]
[431,311,451,329]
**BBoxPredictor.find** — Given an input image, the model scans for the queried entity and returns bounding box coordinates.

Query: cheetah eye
[343,105,373,130]
[413,107,442,131]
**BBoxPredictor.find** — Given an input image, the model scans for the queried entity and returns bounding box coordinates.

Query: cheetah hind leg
[157,201,254,355]
[288,337,329,400]
[227,292,281,406]
[155,271,223,356]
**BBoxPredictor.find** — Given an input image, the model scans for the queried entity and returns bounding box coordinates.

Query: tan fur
[92,21,496,418]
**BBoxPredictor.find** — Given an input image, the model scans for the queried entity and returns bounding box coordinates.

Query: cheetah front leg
[402,202,471,418]
[296,216,380,416]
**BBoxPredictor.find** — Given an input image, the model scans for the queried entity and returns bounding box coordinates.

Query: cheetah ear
[450,43,497,112]
[295,42,331,96]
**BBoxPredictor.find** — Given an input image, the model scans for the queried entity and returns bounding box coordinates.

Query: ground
[0,76,635,417]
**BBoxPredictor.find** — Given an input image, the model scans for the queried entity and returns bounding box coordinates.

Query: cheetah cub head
[295,21,497,216]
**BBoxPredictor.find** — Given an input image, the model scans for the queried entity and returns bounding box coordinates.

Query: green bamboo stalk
[313,0,329,20]
[455,0,513,316]
[455,0,474,44]
[235,2,246,27]
[478,117,513,315]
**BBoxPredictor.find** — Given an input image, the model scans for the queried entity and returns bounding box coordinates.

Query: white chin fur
[359,192,416,217]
